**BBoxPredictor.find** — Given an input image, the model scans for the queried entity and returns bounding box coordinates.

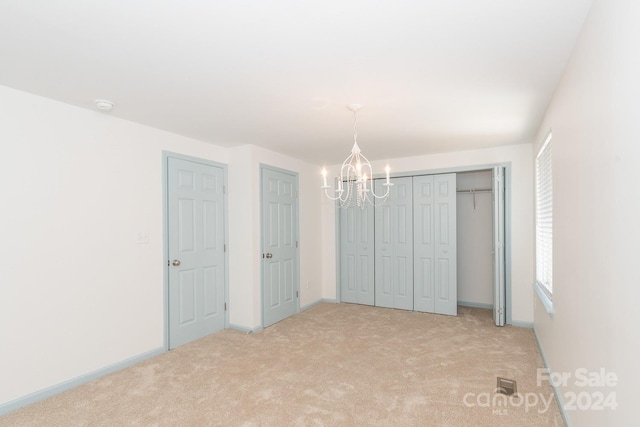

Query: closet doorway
[337,166,508,326]
[456,167,505,326]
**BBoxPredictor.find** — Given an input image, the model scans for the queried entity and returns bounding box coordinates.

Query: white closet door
[340,203,374,305]
[375,177,413,310]
[492,166,506,326]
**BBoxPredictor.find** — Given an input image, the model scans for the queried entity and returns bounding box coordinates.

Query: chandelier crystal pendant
[321,104,393,208]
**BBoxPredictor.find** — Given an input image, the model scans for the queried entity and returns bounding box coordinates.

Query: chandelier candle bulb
[321,168,328,187]
[385,165,390,184]
[362,174,367,191]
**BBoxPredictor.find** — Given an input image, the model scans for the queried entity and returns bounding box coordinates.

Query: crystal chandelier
[321,104,393,207]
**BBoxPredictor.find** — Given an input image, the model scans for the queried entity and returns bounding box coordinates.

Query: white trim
[534,282,554,317]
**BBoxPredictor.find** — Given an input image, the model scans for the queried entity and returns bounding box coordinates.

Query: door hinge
[296,241,298,248]
[224,302,227,311]
[223,185,227,194]
[224,243,227,252]
[167,260,170,266]
[296,291,299,298]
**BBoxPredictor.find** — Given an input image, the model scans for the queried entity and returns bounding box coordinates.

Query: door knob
[172,259,181,266]
[265,253,273,259]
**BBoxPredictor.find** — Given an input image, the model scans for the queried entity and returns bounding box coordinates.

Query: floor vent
[496,377,517,396]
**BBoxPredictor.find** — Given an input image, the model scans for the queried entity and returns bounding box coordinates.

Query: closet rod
[456,189,492,193]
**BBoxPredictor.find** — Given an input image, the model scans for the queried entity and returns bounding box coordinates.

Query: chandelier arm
[370,185,391,199]
[341,155,356,177]
[323,186,344,201]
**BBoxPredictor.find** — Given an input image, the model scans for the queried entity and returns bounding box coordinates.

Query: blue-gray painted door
[413,175,435,312]
[168,157,225,349]
[433,174,457,315]
[375,177,413,310]
[414,173,457,315]
[340,203,374,305]
[262,167,298,327]
[492,166,506,326]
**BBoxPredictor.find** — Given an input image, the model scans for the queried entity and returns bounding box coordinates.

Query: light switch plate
[136,231,150,244]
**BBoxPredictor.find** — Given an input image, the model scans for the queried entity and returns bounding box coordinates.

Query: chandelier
[321,104,393,208]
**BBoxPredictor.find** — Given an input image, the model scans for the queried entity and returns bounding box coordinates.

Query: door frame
[259,164,301,327]
[335,162,513,325]
[162,151,229,351]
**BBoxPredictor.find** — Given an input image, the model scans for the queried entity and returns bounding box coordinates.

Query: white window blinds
[536,133,553,296]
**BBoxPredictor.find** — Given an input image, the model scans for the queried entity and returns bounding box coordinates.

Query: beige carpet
[0,303,564,426]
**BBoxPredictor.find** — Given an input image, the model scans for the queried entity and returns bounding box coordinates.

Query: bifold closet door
[340,203,374,305]
[492,166,506,326]
[414,174,457,315]
[375,177,413,310]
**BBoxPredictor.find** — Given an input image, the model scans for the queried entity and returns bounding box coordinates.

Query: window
[536,132,553,302]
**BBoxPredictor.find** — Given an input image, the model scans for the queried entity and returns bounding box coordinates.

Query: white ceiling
[0,0,593,164]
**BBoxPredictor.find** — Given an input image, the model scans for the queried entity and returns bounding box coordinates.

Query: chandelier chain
[353,109,358,143]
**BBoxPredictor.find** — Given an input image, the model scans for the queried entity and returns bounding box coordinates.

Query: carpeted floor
[0,303,564,426]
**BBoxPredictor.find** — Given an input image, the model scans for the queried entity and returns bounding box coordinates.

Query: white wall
[321,143,534,323]
[0,85,227,406]
[533,0,640,425]
[0,85,326,409]
[456,170,493,306]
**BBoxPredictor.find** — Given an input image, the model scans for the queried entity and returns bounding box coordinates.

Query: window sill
[534,282,554,318]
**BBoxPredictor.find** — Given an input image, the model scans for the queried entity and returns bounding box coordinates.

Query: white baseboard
[533,326,572,427]
[228,323,263,334]
[300,299,323,312]
[457,301,493,309]
[510,320,534,328]
[300,298,337,312]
